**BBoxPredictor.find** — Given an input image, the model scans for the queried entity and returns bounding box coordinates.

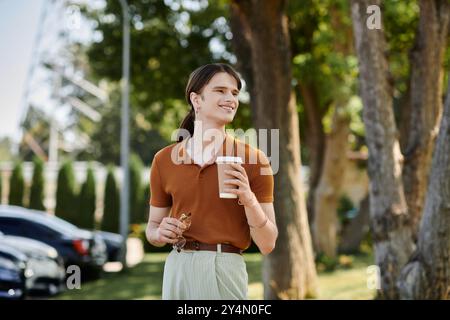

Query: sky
[0,0,45,141]
[0,0,96,145]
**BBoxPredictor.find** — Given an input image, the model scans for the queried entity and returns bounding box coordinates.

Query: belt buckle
[217,244,222,253]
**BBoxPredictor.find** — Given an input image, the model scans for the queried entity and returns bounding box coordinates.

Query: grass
[317,254,376,300]
[55,253,376,300]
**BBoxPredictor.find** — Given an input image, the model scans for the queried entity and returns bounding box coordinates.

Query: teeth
[220,105,233,111]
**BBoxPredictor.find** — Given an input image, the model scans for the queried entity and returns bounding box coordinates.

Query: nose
[224,91,235,102]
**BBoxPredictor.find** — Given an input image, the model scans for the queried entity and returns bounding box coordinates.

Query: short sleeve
[250,150,274,203]
[149,156,172,207]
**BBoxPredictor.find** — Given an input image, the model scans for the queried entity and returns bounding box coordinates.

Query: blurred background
[0,0,449,300]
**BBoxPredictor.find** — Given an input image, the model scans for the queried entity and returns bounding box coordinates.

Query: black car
[0,244,28,300]
[0,206,107,279]
[0,232,66,295]
[93,230,124,262]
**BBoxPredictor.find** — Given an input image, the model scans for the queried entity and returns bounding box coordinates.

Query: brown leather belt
[182,241,243,255]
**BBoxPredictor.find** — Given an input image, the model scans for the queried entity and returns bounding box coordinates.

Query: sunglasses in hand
[173,212,192,252]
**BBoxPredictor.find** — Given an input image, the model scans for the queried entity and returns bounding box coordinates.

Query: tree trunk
[351,0,414,299]
[339,194,370,254]
[229,4,258,127]
[398,77,412,152]
[298,82,325,228]
[398,78,450,299]
[311,1,353,258]
[313,107,350,258]
[231,0,317,299]
[401,0,450,240]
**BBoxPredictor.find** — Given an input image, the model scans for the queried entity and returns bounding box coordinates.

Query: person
[145,63,278,300]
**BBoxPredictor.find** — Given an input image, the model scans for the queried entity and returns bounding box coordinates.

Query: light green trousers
[162,249,248,300]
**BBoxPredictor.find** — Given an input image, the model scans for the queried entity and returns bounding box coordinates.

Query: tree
[78,0,253,160]
[55,161,78,224]
[102,166,120,233]
[230,0,318,299]
[129,154,144,225]
[289,0,356,258]
[29,156,46,211]
[9,162,25,207]
[140,184,151,224]
[287,0,332,227]
[313,109,350,258]
[398,78,450,299]
[351,0,413,299]
[77,165,96,230]
[400,0,450,239]
[77,89,170,165]
[339,194,370,254]
[351,0,449,298]
[287,0,361,235]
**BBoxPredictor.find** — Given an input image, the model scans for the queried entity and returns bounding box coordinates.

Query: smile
[219,105,234,112]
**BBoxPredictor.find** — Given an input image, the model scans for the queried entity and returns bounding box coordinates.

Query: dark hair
[177,63,242,142]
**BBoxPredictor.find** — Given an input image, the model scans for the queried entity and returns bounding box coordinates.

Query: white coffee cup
[216,156,243,199]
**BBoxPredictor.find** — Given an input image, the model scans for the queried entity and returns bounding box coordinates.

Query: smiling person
[145,63,278,300]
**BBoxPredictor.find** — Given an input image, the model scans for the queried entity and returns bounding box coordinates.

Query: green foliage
[80,1,231,134]
[55,161,78,224]
[77,165,97,230]
[315,253,339,272]
[84,0,229,102]
[76,0,255,165]
[383,0,419,93]
[9,162,25,207]
[139,184,151,225]
[129,154,144,225]
[29,157,46,211]
[359,230,374,255]
[289,0,356,104]
[383,1,421,127]
[337,194,355,226]
[102,166,120,233]
[77,91,170,165]
[347,96,365,138]
[288,0,365,163]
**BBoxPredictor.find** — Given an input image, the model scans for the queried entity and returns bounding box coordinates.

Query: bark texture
[351,0,415,299]
[231,0,318,299]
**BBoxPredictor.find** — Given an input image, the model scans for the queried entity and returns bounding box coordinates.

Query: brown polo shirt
[149,133,274,250]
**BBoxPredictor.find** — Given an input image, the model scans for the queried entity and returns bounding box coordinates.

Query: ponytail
[177,109,195,142]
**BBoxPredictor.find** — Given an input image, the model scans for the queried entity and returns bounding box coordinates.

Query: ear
[190,92,200,108]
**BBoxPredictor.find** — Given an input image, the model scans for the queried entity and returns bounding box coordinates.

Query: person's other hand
[156,217,187,244]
